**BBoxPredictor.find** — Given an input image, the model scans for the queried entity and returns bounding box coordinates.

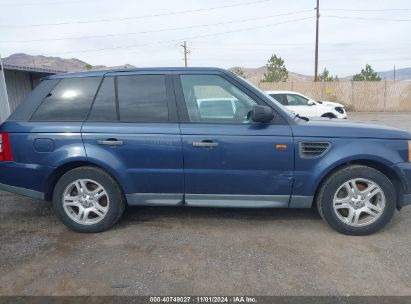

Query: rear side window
[271,94,288,106]
[117,75,168,122]
[88,77,117,121]
[31,77,101,121]
[286,94,309,106]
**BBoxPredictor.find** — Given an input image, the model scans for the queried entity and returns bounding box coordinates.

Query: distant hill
[233,66,411,82]
[376,67,411,81]
[342,67,411,81]
[229,66,313,83]
[4,53,411,81]
[3,53,135,72]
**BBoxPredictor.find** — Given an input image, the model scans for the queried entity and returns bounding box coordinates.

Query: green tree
[233,67,246,78]
[84,64,93,71]
[261,54,288,82]
[352,64,381,81]
[318,68,338,81]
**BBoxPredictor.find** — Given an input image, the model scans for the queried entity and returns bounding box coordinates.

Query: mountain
[229,66,313,83]
[376,68,411,81]
[342,67,411,81]
[2,53,135,72]
[232,66,411,82]
[4,53,410,81]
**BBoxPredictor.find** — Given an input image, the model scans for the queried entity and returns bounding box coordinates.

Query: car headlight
[334,107,345,114]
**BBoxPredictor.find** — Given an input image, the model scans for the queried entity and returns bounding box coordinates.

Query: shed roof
[1,63,64,74]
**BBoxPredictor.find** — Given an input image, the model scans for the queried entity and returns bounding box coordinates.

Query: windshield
[235,76,296,119]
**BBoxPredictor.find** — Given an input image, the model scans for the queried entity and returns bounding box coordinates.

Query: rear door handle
[97,139,124,146]
[192,140,219,148]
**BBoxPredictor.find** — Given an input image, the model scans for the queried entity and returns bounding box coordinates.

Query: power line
[42,16,314,56]
[0,0,277,28]
[321,8,411,12]
[323,15,411,22]
[0,9,313,44]
[0,0,98,7]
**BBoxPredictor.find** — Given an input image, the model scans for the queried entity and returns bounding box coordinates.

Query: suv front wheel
[316,165,396,235]
[53,166,125,233]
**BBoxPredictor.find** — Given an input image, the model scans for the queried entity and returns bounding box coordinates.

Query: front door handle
[97,139,124,146]
[192,140,219,148]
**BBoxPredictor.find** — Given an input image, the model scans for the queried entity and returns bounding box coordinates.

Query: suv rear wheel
[316,165,396,235]
[53,166,125,233]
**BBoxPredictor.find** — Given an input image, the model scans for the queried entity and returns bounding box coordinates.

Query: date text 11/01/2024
[149,296,257,303]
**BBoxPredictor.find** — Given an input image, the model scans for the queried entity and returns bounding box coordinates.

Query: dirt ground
[1,112,411,296]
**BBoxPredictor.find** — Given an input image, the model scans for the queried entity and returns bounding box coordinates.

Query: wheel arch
[44,160,126,201]
[313,159,404,209]
[321,112,337,118]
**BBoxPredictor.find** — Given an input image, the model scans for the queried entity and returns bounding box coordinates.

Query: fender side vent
[300,142,331,158]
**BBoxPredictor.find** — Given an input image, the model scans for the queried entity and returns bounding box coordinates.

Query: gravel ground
[1,112,411,296]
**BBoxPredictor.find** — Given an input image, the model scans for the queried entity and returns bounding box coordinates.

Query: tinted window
[286,94,309,106]
[31,77,101,121]
[180,74,257,124]
[117,75,168,122]
[270,94,288,106]
[88,77,117,121]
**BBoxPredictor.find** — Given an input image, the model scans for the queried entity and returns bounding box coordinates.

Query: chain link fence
[258,80,411,112]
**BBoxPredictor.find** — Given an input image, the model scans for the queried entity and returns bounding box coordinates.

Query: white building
[0,63,61,122]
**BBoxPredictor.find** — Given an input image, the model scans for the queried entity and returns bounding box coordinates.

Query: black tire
[316,165,396,235]
[321,113,337,119]
[53,166,126,233]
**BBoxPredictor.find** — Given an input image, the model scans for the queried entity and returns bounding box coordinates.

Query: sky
[0,0,410,77]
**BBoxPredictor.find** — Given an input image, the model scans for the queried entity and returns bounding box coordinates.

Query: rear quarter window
[31,76,102,121]
[88,77,117,122]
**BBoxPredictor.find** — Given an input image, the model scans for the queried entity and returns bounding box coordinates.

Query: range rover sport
[0,68,410,235]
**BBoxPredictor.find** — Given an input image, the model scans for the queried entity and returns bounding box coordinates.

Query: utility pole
[181,41,189,67]
[393,65,396,81]
[314,0,320,81]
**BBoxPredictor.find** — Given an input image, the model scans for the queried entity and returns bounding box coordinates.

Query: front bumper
[392,162,411,208]
[333,110,347,119]
[403,194,411,208]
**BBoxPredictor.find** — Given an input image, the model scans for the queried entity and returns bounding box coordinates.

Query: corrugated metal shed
[0,63,63,122]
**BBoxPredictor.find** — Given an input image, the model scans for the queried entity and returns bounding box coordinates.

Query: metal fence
[258,80,411,112]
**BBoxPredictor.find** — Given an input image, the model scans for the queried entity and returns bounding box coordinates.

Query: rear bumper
[0,182,44,200]
[0,161,52,200]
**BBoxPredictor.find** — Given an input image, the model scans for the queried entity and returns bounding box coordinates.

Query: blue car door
[174,72,294,207]
[81,71,184,205]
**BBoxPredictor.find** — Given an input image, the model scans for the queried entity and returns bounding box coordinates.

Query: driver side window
[180,74,257,124]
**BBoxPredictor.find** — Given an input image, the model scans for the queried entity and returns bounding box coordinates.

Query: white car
[265,90,347,119]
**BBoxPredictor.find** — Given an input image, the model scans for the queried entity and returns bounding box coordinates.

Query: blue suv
[0,68,410,235]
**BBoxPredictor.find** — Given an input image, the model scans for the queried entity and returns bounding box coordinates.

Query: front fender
[292,137,408,197]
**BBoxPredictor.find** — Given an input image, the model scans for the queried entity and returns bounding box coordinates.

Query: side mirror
[251,105,274,123]
[307,100,315,106]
